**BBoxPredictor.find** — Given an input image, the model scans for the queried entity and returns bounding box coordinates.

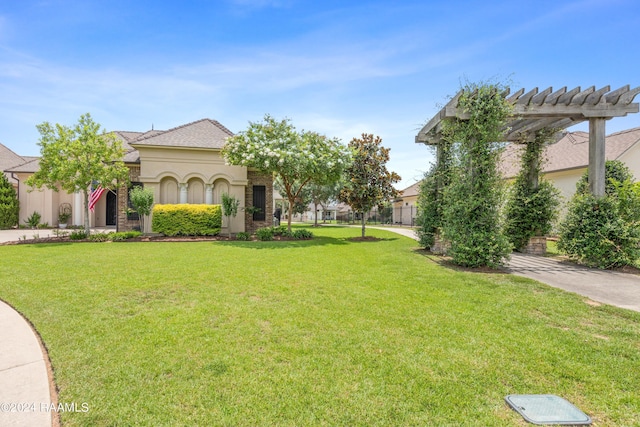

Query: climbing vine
[439,81,513,268]
[503,129,561,250]
[415,139,452,248]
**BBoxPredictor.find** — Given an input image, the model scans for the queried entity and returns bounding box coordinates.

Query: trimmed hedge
[0,172,19,229]
[152,204,222,236]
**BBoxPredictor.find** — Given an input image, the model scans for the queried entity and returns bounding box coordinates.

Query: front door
[106,190,117,226]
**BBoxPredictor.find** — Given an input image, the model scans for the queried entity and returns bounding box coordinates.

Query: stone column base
[522,236,547,255]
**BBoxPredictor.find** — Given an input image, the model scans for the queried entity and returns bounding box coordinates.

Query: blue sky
[1,0,639,188]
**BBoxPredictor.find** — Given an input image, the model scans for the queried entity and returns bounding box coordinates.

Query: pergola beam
[415,85,640,196]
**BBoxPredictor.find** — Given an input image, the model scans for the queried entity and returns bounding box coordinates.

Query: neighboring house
[302,202,338,222]
[0,143,37,189]
[393,181,419,226]
[2,118,274,234]
[500,127,640,204]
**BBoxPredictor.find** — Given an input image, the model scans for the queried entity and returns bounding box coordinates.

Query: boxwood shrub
[152,204,222,236]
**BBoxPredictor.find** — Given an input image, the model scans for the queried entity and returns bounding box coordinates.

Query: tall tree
[0,173,19,229]
[26,113,130,235]
[223,115,351,231]
[307,180,343,226]
[339,134,401,237]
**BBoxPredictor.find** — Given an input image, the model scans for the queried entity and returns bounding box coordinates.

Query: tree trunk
[227,215,232,238]
[361,213,366,238]
[287,203,293,232]
[83,190,91,236]
[313,202,319,226]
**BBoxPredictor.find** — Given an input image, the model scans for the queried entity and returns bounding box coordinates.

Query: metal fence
[393,205,417,226]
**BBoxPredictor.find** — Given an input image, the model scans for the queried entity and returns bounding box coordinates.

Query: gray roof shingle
[5,157,40,173]
[500,127,640,178]
[0,143,28,173]
[129,119,233,150]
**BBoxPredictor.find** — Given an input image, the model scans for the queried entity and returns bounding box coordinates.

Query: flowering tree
[223,115,351,231]
[339,134,401,238]
[26,113,129,235]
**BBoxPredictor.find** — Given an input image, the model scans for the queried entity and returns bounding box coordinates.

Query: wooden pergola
[416,85,640,196]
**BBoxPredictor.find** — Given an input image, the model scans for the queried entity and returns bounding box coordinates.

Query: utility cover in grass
[505,394,591,425]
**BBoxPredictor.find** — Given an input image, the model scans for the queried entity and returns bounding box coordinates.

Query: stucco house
[2,118,273,234]
[500,126,640,204]
[393,181,420,225]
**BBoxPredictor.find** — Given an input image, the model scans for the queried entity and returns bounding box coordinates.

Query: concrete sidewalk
[0,228,109,244]
[0,300,53,427]
[506,253,640,312]
[0,229,59,243]
[368,226,640,313]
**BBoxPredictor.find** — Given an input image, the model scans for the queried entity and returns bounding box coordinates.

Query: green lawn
[1,226,639,426]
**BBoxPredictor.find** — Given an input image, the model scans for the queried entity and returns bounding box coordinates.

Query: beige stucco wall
[13,172,75,226]
[543,168,582,208]
[617,143,640,181]
[135,146,249,233]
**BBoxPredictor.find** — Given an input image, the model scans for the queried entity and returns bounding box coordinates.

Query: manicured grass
[546,239,561,256]
[1,226,639,426]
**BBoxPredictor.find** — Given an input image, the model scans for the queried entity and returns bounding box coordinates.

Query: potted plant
[58,203,72,228]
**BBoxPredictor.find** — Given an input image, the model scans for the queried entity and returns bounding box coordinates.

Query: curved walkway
[369,226,640,313]
[0,300,53,427]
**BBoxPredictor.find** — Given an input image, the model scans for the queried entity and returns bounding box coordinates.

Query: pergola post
[588,118,606,197]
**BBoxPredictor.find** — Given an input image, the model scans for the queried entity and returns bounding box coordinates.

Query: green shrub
[89,232,111,242]
[272,225,288,236]
[110,231,141,241]
[558,192,640,268]
[503,132,561,251]
[256,227,274,241]
[152,204,222,236]
[558,161,640,268]
[504,180,560,250]
[70,230,87,240]
[576,159,633,196]
[25,211,41,228]
[292,229,313,239]
[0,173,19,229]
[235,232,251,241]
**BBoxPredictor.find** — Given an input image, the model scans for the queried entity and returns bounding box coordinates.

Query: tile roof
[129,118,233,150]
[500,127,640,178]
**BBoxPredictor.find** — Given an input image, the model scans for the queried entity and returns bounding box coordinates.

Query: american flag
[88,185,106,212]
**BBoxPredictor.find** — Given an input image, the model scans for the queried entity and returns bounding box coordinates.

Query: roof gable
[399,181,421,198]
[5,157,40,173]
[129,119,233,150]
[0,143,28,172]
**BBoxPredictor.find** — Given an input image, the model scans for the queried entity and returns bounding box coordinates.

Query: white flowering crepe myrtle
[223,115,351,231]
